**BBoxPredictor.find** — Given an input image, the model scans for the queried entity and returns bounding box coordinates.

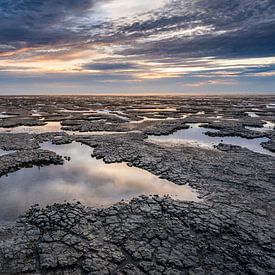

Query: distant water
[0,149,15,156]
[0,122,62,134]
[0,142,200,222]
[245,121,275,132]
[0,114,14,118]
[246,112,259,118]
[130,108,177,112]
[0,122,139,135]
[266,103,275,109]
[148,123,274,157]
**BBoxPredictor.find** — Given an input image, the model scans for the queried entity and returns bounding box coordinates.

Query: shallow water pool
[147,123,273,156]
[0,122,62,134]
[245,121,275,132]
[0,149,14,156]
[0,122,137,135]
[0,142,200,222]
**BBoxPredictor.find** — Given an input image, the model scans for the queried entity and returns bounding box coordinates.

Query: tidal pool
[96,110,129,120]
[0,142,200,222]
[0,122,62,134]
[246,112,259,118]
[130,108,177,112]
[0,122,137,135]
[60,109,129,120]
[0,114,14,118]
[129,114,188,124]
[266,103,275,108]
[0,149,14,156]
[245,121,275,132]
[59,109,95,113]
[148,123,274,157]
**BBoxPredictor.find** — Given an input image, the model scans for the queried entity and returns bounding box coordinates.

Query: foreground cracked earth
[1,196,274,274]
[0,95,274,274]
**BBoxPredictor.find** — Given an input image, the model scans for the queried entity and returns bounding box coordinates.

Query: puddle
[246,112,259,118]
[147,123,274,156]
[266,103,275,109]
[207,115,223,119]
[59,108,130,121]
[0,149,15,156]
[89,103,103,106]
[0,121,138,135]
[96,110,129,120]
[60,109,95,113]
[245,121,275,132]
[0,142,200,222]
[31,110,42,117]
[129,115,187,124]
[224,118,239,121]
[115,111,128,117]
[112,114,129,121]
[0,112,14,118]
[130,108,177,112]
[0,122,62,134]
[31,110,41,116]
[68,130,141,136]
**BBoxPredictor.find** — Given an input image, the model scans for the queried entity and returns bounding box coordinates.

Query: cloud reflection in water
[0,142,200,222]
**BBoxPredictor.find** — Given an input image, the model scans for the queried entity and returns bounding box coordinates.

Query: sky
[0,0,275,95]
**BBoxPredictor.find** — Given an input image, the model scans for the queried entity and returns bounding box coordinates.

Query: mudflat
[0,95,274,274]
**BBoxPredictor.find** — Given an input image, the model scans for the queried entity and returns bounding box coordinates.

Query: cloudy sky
[0,0,275,94]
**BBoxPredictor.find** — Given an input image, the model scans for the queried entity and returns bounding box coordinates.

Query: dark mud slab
[0,198,274,274]
[0,149,63,178]
[0,95,274,274]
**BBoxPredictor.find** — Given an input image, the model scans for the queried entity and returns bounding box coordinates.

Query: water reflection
[60,109,94,113]
[245,121,275,132]
[130,108,177,112]
[96,109,129,120]
[69,130,140,135]
[31,110,42,117]
[0,121,139,135]
[0,142,200,222]
[0,149,14,156]
[148,123,274,156]
[129,115,187,124]
[0,114,14,118]
[246,112,259,118]
[266,103,275,109]
[0,122,62,134]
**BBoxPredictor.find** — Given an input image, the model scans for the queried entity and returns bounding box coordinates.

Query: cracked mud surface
[0,95,274,274]
[1,197,274,274]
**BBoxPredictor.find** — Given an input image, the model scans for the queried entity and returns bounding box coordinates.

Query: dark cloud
[118,21,275,59]
[1,0,274,60]
[240,64,275,75]
[83,62,138,71]
[0,0,275,81]
[125,0,275,33]
[0,0,104,50]
[113,0,275,59]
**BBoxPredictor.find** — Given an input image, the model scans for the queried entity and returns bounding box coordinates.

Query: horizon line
[0,92,274,97]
